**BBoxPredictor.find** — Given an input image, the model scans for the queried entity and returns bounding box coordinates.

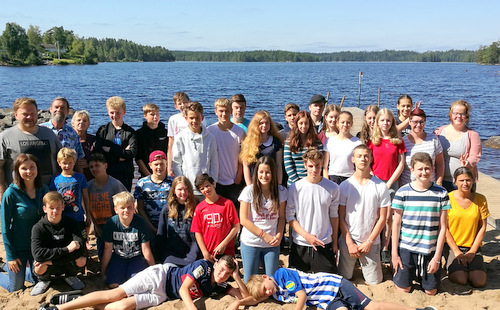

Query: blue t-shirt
[133,175,173,227]
[103,214,153,259]
[49,172,88,222]
[272,268,342,309]
[166,259,230,299]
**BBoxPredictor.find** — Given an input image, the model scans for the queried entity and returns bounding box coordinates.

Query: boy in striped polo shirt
[233,267,438,310]
[392,152,450,296]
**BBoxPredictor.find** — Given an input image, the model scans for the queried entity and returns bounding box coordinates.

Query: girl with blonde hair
[240,110,283,185]
[367,108,406,263]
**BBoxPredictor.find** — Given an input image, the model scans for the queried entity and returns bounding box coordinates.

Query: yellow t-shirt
[447,192,490,248]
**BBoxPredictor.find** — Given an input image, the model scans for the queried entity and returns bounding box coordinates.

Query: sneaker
[37,303,59,310]
[381,249,391,264]
[418,307,438,310]
[64,276,85,290]
[31,280,51,296]
[50,290,83,304]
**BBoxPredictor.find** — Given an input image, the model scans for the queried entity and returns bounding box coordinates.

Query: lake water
[1,61,499,179]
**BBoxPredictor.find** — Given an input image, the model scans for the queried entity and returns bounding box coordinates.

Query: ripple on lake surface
[1,61,499,179]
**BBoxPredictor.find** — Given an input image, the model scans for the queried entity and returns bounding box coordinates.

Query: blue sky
[1,1,499,52]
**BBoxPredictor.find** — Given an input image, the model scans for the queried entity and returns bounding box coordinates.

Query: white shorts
[120,263,173,310]
[338,237,383,285]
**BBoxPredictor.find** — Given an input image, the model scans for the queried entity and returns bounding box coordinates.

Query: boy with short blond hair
[49,147,90,244]
[30,191,86,295]
[392,152,450,296]
[338,145,390,285]
[136,103,168,177]
[167,91,190,176]
[101,191,155,288]
[95,96,137,191]
[207,98,245,207]
[234,268,437,310]
[191,174,240,261]
[171,101,218,197]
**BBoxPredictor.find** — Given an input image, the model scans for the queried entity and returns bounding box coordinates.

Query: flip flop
[49,290,83,305]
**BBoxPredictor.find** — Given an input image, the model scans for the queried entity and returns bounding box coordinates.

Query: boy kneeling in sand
[31,191,86,296]
[229,267,438,310]
[39,255,248,310]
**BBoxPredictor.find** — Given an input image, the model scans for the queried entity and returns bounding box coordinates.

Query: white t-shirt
[167,113,188,137]
[238,184,288,248]
[401,133,443,185]
[339,175,391,244]
[324,136,362,177]
[286,178,339,246]
[207,123,245,185]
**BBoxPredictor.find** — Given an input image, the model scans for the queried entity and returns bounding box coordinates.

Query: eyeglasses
[452,111,467,117]
[410,120,425,125]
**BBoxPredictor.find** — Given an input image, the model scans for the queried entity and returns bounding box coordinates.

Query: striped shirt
[273,268,342,309]
[392,183,450,255]
[284,139,322,186]
[400,133,443,185]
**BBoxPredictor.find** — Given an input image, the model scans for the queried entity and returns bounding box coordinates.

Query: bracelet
[367,239,374,244]
[434,260,441,264]
[258,229,265,238]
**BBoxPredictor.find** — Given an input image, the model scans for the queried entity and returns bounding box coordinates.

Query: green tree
[1,22,30,61]
[27,25,42,50]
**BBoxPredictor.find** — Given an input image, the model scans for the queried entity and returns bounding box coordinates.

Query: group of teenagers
[0,91,489,310]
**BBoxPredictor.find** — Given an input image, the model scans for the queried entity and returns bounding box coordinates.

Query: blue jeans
[240,243,280,283]
[0,250,35,292]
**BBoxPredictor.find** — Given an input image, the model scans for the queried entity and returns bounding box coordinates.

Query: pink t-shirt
[190,196,239,256]
[368,138,406,181]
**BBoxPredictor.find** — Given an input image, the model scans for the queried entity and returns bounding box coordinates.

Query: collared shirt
[41,121,85,159]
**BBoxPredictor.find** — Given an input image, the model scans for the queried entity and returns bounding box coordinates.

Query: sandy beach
[0,223,499,310]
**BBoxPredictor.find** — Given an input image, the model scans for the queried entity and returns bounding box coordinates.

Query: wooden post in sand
[340,95,346,109]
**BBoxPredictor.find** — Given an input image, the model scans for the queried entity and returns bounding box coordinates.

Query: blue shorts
[106,254,149,286]
[393,248,441,291]
[326,278,371,310]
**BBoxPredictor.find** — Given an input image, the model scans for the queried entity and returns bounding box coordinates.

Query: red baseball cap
[149,150,167,163]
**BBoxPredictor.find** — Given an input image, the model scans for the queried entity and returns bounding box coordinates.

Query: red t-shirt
[190,196,239,256]
[368,138,406,181]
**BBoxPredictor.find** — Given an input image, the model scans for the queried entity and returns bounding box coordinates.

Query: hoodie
[171,125,219,195]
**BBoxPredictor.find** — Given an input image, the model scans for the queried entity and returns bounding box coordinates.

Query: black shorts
[444,245,486,273]
[289,242,337,273]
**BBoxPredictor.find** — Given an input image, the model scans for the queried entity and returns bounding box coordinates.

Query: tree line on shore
[0,23,174,65]
[0,22,498,65]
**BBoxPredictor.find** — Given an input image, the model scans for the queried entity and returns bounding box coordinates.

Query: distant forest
[172,49,477,63]
[1,22,498,65]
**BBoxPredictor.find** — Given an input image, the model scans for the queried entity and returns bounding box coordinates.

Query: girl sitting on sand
[156,176,200,267]
[445,166,489,288]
